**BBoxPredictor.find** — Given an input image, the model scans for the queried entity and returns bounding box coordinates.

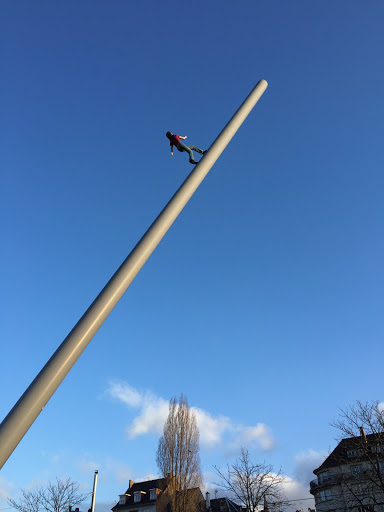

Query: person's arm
[179,135,187,140]
[170,144,173,156]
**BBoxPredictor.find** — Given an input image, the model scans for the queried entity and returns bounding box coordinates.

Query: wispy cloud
[105,381,276,452]
[0,475,14,501]
[74,454,134,486]
[74,456,100,476]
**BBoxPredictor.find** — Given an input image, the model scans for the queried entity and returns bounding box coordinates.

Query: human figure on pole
[166,132,207,165]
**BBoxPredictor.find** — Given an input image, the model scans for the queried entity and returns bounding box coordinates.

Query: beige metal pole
[0,79,268,469]
[90,470,98,512]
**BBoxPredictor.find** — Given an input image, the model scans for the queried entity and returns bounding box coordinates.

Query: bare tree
[156,394,202,512]
[332,400,384,440]
[329,400,384,509]
[214,447,286,512]
[8,478,88,512]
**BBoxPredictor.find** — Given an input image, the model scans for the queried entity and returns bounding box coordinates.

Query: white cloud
[105,381,276,453]
[200,470,217,496]
[271,449,327,512]
[234,424,276,452]
[107,382,151,409]
[106,381,169,438]
[294,449,326,485]
[280,475,315,512]
[127,402,170,438]
[193,408,232,446]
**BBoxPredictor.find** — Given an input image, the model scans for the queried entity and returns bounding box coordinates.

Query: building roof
[112,478,167,511]
[314,432,384,474]
[126,478,167,495]
[209,498,242,512]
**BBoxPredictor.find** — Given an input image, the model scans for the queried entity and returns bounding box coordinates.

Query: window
[119,496,126,505]
[150,490,157,500]
[319,489,332,501]
[352,464,364,477]
[318,471,331,484]
[379,462,384,474]
[357,506,374,512]
[348,449,362,458]
[134,493,141,503]
[370,445,383,454]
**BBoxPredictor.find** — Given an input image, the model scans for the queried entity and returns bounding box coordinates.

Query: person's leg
[177,142,195,162]
[189,145,204,155]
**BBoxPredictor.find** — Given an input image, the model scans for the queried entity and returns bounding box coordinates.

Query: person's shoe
[190,160,198,164]
[202,150,207,155]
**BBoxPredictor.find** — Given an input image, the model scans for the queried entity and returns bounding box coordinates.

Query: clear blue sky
[1,1,383,511]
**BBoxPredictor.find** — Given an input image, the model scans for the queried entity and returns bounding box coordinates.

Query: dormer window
[134,493,141,503]
[150,490,157,500]
[347,449,361,458]
[119,495,129,505]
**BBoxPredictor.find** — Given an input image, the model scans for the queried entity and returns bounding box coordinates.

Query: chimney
[129,480,135,489]
[206,492,210,510]
[360,426,367,444]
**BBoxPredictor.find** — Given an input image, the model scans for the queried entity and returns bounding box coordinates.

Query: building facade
[310,432,384,512]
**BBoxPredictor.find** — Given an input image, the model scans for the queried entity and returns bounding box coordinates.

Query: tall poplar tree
[156,394,202,512]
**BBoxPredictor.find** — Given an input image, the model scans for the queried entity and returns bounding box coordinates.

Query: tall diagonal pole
[0,79,268,469]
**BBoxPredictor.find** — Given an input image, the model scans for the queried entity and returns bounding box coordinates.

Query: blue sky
[1,1,384,511]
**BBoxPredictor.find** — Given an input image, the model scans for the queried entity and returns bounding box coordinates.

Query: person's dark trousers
[177,142,204,162]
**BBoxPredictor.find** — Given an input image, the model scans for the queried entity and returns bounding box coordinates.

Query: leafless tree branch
[8,478,88,512]
[214,447,286,512]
